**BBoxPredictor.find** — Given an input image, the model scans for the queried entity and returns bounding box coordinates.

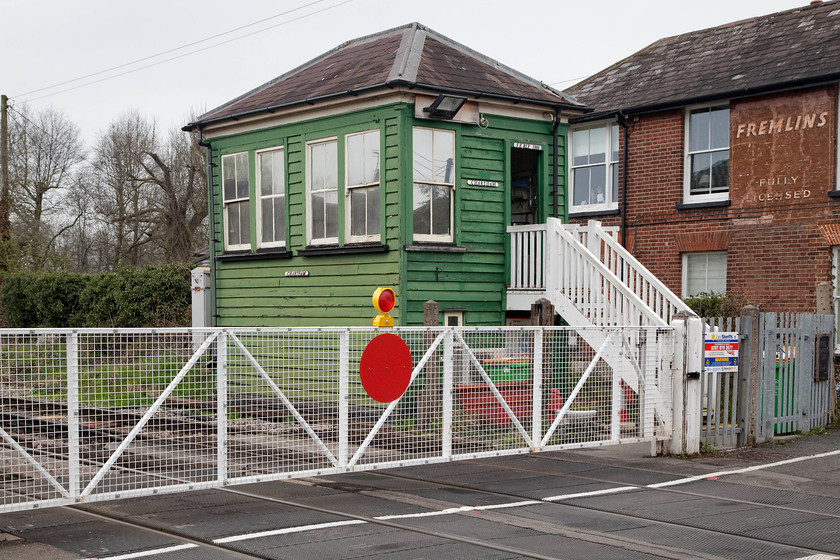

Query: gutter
[568,74,840,125]
[553,108,562,219]
[616,113,629,248]
[197,127,217,327]
[184,82,588,131]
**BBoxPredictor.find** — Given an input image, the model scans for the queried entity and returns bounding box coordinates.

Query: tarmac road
[1,427,839,560]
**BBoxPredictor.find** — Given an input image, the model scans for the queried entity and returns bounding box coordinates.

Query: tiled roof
[565,0,840,116]
[192,23,582,127]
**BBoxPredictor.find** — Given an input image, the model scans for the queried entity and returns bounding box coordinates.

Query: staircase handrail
[578,220,693,324]
[546,218,665,327]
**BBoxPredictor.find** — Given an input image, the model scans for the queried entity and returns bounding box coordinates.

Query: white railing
[0,325,671,512]
[509,224,546,291]
[508,219,692,327]
[572,220,692,324]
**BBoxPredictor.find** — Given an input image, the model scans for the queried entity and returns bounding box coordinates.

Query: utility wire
[15,0,353,102]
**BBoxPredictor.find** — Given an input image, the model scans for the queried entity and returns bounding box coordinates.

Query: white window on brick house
[413,127,455,242]
[222,152,251,250]
[684,104,730,203]
[570,123,619,212]
[682,251,727,297]
[833,246,840,352]
[256,147,285,248]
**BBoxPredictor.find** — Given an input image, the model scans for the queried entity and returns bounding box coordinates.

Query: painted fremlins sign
[729,86,836,209]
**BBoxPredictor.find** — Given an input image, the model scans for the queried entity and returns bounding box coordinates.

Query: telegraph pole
[0,94,9,241]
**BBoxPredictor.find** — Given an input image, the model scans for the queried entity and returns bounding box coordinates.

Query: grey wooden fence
[701,309,835,448]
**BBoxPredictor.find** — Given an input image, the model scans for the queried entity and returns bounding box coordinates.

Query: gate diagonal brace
[81,332,219,498]
[542,331,616,446]
[453,331,534,448]
[348,330,447,468]
[229,333,339,467]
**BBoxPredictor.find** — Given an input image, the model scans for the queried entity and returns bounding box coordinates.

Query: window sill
[569,208,620,218]
[217,248,293,262]
[297,243,389,257]
[676,200,731,211]
[405,243,468,253]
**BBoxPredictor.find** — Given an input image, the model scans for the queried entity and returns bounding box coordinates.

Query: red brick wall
[569,85,840,313]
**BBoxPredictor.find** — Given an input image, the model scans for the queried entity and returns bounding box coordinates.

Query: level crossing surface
[1,428,839,560]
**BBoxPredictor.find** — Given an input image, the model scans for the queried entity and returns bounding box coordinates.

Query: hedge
[0,264,192,328]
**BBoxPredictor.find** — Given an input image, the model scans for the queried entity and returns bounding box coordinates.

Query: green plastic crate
[484,359,530,383]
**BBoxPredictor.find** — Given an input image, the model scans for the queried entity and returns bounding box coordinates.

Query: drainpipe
[553,108,562,219]
[616,113,629,247]
[198,127,217,327]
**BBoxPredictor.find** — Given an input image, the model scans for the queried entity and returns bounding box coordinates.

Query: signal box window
[346,130,381,243]
[257,147,285,248]
[222,152,250,250]
[570,123,619,212]
[413,127,455,242]
[307,138,339,245]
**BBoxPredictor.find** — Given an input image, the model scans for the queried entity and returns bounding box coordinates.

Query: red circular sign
[359,333,412,402]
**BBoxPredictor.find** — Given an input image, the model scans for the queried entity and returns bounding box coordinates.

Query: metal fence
[0,325,672,512]
[699,312,835,449]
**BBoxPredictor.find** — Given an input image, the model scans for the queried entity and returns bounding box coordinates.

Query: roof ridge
[387,22,426,84]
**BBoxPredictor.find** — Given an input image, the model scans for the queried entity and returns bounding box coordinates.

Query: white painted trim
[221,151,251,251]
[255,146,286,249]
[305,137,339,246]
[683,102,731,205]
[199,89,567,140]
[344,129,382,244]
[569,121,620,213]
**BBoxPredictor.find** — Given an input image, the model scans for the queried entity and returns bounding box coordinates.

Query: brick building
[564,1,840,324]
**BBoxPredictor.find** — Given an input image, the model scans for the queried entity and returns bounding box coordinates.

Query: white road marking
[85,448,840,559]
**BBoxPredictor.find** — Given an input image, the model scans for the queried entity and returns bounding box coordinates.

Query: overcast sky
[2,0,814,149]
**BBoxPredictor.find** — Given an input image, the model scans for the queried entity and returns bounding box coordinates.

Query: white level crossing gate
[0,326,673,512]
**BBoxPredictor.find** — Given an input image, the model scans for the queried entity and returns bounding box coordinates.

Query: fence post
[66,332,80,499]
[758,313,777,442]
[796,314,815,432]
[339,330,349,467]
[216,330,227,485]
[442,329,453,458]
[738,306,759,446]
[419,300,439,432]
[667,311,702,455]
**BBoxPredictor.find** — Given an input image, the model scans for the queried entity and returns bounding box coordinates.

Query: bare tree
[91,112,158,268]
[7,104,84,270]
[142,127,207,263]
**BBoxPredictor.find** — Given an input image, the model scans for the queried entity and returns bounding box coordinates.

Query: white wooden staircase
[507,218,693,397]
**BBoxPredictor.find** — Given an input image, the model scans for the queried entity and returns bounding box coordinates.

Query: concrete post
[530,298,554,326]
[816,282,833,315]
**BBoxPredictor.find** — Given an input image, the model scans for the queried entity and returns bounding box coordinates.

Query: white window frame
[221,151,251,251]
[413,127,455,243]
[569,122,619,213]
[256,146,286,249]
[345,129,381,244]
[833,246,840,353]
[444,310,463,326]
[306,137,339,246]
[681,251,727,298]
[836,93,840,192]
[684,103,730,204]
